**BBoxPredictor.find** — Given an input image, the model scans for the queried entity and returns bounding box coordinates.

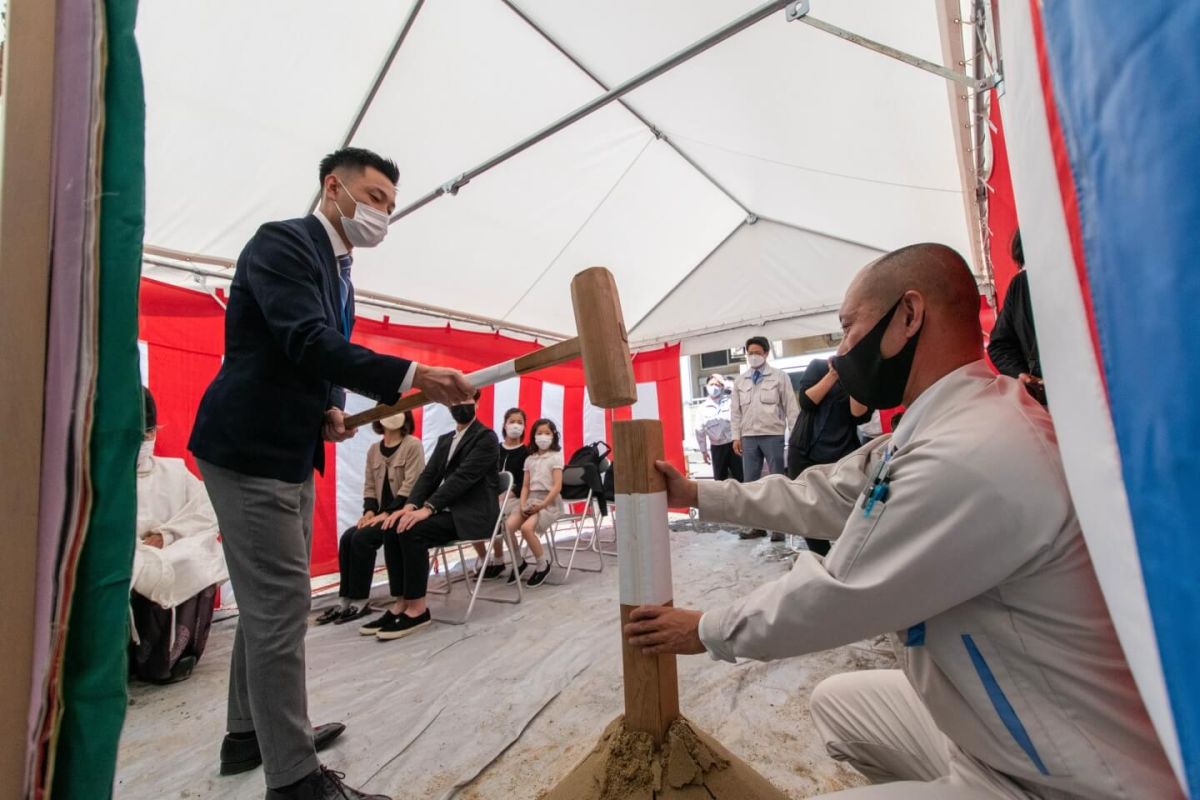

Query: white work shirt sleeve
[399,362,418,394]
[698,440,1063,663]
[695,410,710,456]
[783,378,800,430]
[730,380,743,440]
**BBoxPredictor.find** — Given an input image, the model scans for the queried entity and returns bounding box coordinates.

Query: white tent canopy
[137,0,982,351]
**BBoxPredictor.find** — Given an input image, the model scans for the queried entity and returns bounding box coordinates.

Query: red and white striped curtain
[138,278,685,577]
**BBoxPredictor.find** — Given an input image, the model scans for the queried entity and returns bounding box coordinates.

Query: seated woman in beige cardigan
[315,411,424,624]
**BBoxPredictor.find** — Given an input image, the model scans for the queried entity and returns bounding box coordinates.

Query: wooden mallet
[571,268,680,746]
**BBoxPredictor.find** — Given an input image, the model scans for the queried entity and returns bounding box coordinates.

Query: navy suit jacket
[189,215,412,483]
[397,420,500,539]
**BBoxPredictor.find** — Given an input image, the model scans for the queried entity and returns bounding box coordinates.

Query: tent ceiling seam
[305,0,426,214]
[497,134,655,321]
[387,0,791,224]
[626,219,746,336]
[498,0,754,218]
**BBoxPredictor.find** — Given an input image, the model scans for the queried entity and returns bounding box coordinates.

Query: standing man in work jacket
[190,147,474,800]
[731,335,799,540]
[624,243,1180,799]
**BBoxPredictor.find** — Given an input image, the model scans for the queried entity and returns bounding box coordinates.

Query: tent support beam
[787,1,998,91]
[390,0,792,223]
[141,252,570,342]
[306,0,426,214]
[935,0,989,278]
[632,303,845,351]
[498,0,754,217]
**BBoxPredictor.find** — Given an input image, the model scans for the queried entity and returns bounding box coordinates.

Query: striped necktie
[336,254,353,338]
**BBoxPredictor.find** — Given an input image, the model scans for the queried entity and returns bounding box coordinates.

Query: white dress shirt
[312,209,417,394]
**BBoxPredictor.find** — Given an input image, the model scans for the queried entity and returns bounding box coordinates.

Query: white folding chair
[428,471,523,624]
[544,464,605,583]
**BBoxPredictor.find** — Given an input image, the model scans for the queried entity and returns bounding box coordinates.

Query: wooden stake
[613,419,679,744]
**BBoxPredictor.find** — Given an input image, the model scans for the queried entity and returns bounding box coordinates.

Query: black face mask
[830,298,921,410]
[449,404,476,425]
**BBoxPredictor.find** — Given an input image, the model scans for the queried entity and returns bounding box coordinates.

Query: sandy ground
[115,521,893,799]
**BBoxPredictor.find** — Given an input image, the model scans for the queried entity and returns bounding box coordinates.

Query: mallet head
[570,267,637,409]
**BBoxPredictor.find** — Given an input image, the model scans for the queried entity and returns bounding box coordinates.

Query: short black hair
[745,336,771,354]
[503,407,527,425]
[142,385,157,432]
[1011,229,1024,268]
[319,147,399,186]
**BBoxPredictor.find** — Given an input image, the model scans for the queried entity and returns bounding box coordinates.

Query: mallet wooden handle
[343,337,582,429]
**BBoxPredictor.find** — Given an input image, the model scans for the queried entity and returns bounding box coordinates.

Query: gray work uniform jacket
[730,363,799,439]
[697,360,1180,800]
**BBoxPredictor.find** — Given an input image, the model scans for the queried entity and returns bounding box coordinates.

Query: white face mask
[334,178,390,248]
[535,434,554,451]
[707,384,723,398]
[379,411,406,431]
[747,354,766,369]
[137,438,155,473]
[505,423,525,440]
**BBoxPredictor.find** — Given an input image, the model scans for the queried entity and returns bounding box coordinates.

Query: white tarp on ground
[136,0,977,349]
[115,528,893,799]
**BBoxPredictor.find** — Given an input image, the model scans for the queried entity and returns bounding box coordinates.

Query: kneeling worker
[624,244,1180,799]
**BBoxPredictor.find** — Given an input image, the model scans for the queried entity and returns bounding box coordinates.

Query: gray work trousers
[197,459,318,789]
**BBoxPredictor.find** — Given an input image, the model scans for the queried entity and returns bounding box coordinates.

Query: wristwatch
[422,502,437,514]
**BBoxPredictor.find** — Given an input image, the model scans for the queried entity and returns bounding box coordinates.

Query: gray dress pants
[197,458,319,789]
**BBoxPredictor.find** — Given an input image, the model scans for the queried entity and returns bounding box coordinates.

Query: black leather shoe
[264,766,390,800]
[221,723,346,776]
[738,528,767,540]
[314,606,343,625]
[333,605,372,625]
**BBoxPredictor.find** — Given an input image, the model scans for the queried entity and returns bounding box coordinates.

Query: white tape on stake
[616,492,673,606]
[467,359,518,389]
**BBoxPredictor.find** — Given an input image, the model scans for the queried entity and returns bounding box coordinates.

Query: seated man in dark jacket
[360,391,499,641]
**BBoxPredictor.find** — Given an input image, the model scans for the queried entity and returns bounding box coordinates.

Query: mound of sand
[540,716,789,800]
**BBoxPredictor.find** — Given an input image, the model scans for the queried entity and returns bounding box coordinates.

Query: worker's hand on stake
[323,408,357,442]
[655,459,698,509]
[413,364,475,406]
[624,605,706,656]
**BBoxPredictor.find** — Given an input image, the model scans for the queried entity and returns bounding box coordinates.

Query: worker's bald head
[835,243,983,406]
[846,243,980,331]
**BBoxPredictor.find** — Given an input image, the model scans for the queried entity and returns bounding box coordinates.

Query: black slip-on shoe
[506,560,528,584]
[769,531,785,542]
[221,723,346,776]
[526,562,551,587]
[314,606,343,625]
[264,766,390,800]
[480,563,506,581]
[359,611,398,636]
[738,528,767,540]
[374,610,432,641]
[333,605,372,625]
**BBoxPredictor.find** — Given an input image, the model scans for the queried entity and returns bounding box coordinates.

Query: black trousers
[338,495,408,600]
[710,441,744,482]
[786,450,832,557]
[379,513,471,600]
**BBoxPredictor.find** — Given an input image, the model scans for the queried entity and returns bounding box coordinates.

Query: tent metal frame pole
[141,253,569,342]
[390,0,792,223]
[632,303,845,351]
[935,0,989,278]
[786,1,999,91]
[498,0,754,218]
[306,0,426,214]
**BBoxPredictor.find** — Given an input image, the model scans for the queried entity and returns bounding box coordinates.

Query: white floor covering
[115,525,893,799]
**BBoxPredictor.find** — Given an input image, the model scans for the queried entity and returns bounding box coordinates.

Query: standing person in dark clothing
[190,146,474,800]
[988,230,1046,404]
[787,358,872,556]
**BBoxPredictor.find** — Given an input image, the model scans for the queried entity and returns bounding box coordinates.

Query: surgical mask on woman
[137,438,156,473]
[707,384,723,398]
[747,354,766,369]
[334,178,389,248]
[535,434,554,451]
[505,423,525,440]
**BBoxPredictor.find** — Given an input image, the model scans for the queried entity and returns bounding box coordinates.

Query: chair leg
[433,532,525,625]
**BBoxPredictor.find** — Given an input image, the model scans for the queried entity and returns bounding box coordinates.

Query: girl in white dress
[504,418,563,586]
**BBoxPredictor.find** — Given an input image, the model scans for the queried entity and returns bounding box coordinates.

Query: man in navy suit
[190,147,472,800]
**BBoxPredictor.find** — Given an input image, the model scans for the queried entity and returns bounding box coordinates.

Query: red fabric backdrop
[138,278,685,577]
